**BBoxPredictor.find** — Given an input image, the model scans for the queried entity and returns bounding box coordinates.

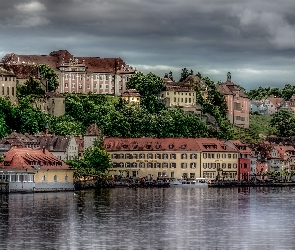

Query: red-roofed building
[104,137,239,180]
[217,72,249,128]
[0,147,74,192]
[224,140,251,180]
[1,50,136,95]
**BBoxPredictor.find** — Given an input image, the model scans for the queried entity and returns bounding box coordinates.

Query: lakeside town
[1,50,295,192]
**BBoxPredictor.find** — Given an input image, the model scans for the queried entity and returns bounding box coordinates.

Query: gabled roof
[217,81,248,98]
[121,89,141,97]
[266,98,284,108]
[227,140,252,154]
[38,136,71,152]
[0,67,15,76]
[0,148,71,170]
[85,124,102,136]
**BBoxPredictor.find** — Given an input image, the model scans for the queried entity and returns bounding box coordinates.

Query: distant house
[0,67,17,103]
[0,147,74,192]
[217,72,250,128]
[263,98,284,115]
[121,89,141,104]
[35,92,66,117]
[84,124,103,150]
[224,140,251,180]
[0,132,79,161]
[250,100,267,114]
[160,77,201,114]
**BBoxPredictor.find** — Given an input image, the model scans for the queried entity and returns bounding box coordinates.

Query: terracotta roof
[121,89,141,97]
[45,91,64,98]
[1,50,135,77]
[104,137,238,152]
[0,132,39,147]
[266,98,284,108]
[85,124,102,136]
[217,81,248,98]
[165,82,195,92]
[227,140,252,154]
[104,137,202,151]
[0,147,71,170]
[0,67,15,76]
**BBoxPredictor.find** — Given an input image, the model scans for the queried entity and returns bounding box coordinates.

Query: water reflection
[0,187,295,249]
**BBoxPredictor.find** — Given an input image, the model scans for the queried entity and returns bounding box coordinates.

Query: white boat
[170,178,209,188]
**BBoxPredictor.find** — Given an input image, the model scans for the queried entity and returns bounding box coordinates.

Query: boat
[170,178,209,187]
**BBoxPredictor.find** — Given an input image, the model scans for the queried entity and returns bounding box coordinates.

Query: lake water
[1,186,295,250]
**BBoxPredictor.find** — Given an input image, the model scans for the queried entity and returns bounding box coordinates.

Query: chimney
[42,146,45,154]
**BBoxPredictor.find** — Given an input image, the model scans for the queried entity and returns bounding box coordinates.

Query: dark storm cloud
[1,0,295,90]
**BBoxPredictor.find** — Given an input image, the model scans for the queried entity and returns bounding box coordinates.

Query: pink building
[217,72,249,128]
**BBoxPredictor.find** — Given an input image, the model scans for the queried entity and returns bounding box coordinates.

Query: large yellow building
[104,137,239,180]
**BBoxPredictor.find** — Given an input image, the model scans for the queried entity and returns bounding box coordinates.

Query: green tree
[17,76,45,98]
[270,110,295,137]
[179,68,193,82]
[38,64,59,91]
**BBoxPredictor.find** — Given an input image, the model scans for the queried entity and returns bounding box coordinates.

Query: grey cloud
[0,0,295,90]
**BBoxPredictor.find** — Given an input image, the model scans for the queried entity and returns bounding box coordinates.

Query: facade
[35,92,66,117]
[1,50,135,95]
[84,123,103,150]
[217,73,250,128]
[121,89,141,104]
[263,98,284,115]
[104,137,239,180]
[0,147,74,192]
[160,78,199,114]
[0,67,17,103]
[225,140,251,180]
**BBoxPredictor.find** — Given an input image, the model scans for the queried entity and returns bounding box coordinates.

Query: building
[160,77,203,114]
[1,50,136,95]
[35,92,66,117]
[121,89,141,104]
[225,140,251,180]
[263,98,285,115]
[0,132,79,161]
[104,137,239,180]
[0,147,74,192]
[84,123,103,150]
[0,67,17,103]
[217,72,250,128]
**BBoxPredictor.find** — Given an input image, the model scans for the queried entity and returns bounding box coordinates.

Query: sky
[1,0,295,91]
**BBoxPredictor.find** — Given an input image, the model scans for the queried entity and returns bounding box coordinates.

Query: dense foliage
[17,76,45,98]
[270,110,295,137]
[38,64,59,91]
[247,84,295,101]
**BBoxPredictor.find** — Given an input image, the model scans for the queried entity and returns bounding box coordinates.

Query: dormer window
[105,144,111,149]
[123,144,128,149]
[181,144,186,149]
[169,144,174,149]
[156,144,161,149]
[146,144,151,149]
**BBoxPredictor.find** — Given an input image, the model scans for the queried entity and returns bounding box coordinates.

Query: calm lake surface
[1,187,295,250]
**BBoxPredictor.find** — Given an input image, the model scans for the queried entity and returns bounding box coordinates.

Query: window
[181,154,187,159]
[190,154,197,159]
[162,154,168,159]
[140,154,145,159]
[228,163,232,169]
[54,175,58,182]
[170,163,176,168]
[217,153,220,159]
[155,154,161,159]
[42,175,46,182]
[222,154,226,158]
[12,87,14,96]
[132,154,138,159]
[228,154,231,158]
[170,154,176,159]
[203,153,207,159]
[222,163,226,169]
[181,163,187,169]
[140,163,145,168]
[162,163,168,168]
[190,173,195,179]
[233,163,237,168]
[147,153,153,159]
[190,163,196,169]
[7,87,9,96]
[65,175,68,182]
